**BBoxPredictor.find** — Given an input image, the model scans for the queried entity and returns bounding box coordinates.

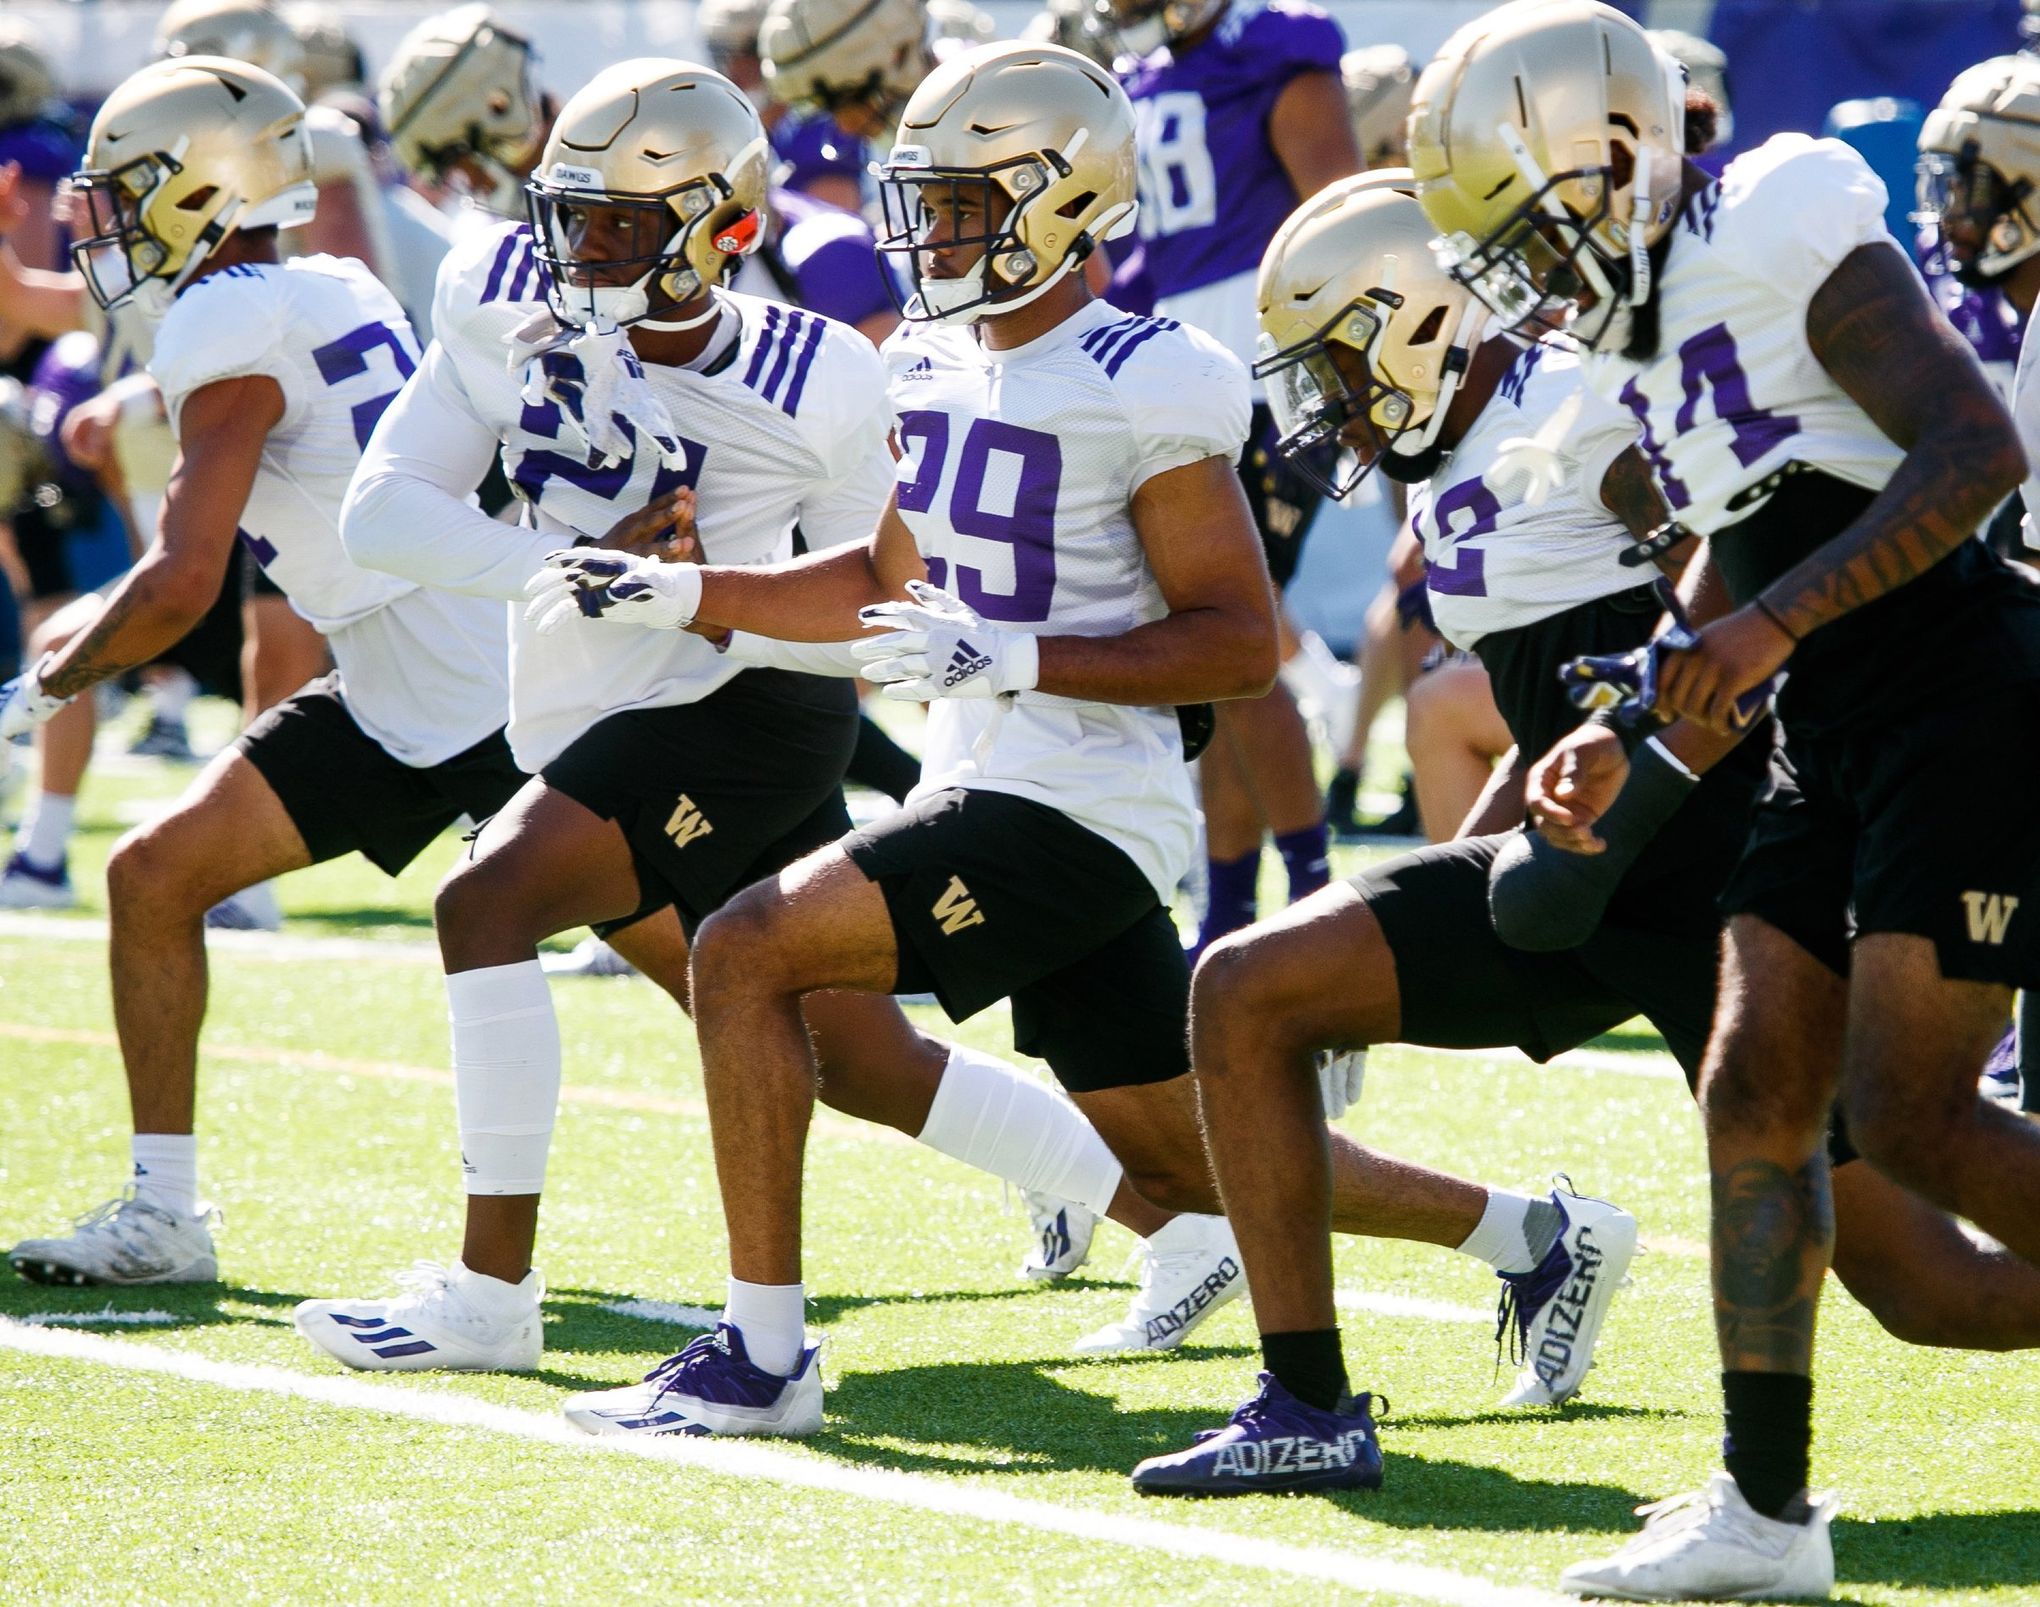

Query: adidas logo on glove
[943,639,995,688]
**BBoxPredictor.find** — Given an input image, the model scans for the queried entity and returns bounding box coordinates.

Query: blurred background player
[700,0,866,215]
[1098,0,1361,956]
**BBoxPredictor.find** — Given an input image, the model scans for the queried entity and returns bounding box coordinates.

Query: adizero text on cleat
[1497,1183,1637,1407]
[1131,1374,1384,1497]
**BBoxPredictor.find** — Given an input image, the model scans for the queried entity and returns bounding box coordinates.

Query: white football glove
[1315,1047,1367,1120]
[853,580,1040,703]
[523,549,703,635]
[0,655,70,783]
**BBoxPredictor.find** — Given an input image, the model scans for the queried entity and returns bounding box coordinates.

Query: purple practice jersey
[1120,0,1343,371]
[1919,231,2024,403]
[770,109,868,200]
[771,186,895,330]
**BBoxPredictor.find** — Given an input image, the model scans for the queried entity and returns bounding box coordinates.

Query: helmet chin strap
[1385,295,1489,467]
[639,289,723,332]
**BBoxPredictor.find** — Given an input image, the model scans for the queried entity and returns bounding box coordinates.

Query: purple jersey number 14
[897,410,1060,623]
[1620,321,1800,511]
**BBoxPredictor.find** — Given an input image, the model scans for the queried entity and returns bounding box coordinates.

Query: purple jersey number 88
[896,409,1061,623]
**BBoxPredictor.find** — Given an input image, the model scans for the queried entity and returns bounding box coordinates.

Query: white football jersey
[1409,342,1641,649]
[149,254,507,766]
[393,220,893,771]
[1581,135,1904,536]
[884,301,1252,903]
[2012,309,2040,550]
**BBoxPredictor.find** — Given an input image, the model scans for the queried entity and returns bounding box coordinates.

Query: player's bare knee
[106,821,207,918]
[690,888,794,998]
[1119,1157,1219,1215]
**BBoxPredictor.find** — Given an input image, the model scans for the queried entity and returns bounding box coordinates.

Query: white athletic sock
[130,1133,199,1218]
[448,961,560,1196]
[916,1042,1124,1216]
[1456,1188,1555,1275]
[16,791,76,871]
[148,669,194,722]
[724,1276,806,1377]
[451,1259,541,1318]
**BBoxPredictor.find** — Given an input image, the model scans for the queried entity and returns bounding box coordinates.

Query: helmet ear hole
[1056,189,1096,219]
[1409,304,1447,344]
[177,185,219,212]
[1607,138,1634,192]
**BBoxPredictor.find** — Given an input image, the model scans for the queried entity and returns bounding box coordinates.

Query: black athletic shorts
[242,543,285,599]
[237,673,525,875]
[156,560,245,702]
[1239,403,1325,591]
[542,667,859,938]
[845,786,1190,1093]
[1356,832,1864,1167]
[1719,679,2040,988]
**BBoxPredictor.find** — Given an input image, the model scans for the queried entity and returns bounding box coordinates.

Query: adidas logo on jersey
[902,358,933,380]
[943,640,993,688]
[664,795,714,850]
[1142,1256,1241,1346]
[1963,892,2020,946]
[1208,1425,1374,1481]
[1529,1229,1605,1393]
[932,875,985,936]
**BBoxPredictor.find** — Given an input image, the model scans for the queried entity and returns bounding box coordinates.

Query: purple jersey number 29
[897,410,1060,623]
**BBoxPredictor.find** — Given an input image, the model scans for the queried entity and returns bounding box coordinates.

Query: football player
[1138,170,2040,1501]
[698,0,867,215]
[1414,4,2040,1597]
[1925,55,2040,1114]
[760,0,931,148]
[2,58,516,1287]
[297,58,1200,1374]
[1099,0,1361,957]
[378,4,552,231]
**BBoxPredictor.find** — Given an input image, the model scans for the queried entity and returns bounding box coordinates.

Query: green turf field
[3,728,2037,1606]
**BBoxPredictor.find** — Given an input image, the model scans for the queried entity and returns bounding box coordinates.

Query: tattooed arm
[37,375,280,701]
[1654,241,2024,729]
[1759,238,2025,637]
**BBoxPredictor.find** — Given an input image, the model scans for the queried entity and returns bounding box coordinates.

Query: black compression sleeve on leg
[1722,1370,1814,1520]
[1487,739,1699,953]
[1261,1328,1349,1413]
[847,713,922,805]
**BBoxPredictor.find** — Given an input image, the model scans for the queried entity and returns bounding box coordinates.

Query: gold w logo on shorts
[664,794,714,850]
[932,875,985,936]
[1963,891,2020,946]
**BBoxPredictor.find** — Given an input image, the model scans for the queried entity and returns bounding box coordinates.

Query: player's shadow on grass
[0,1280,311,1328]
[1835,1510,2040,1593]
[287,904,437,934]
[818,1358,1650,1532]
[539,1285,1043,1361]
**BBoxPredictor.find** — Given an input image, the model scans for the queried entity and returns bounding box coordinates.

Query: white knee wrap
[448,960,561,1196]
[917,1042,1123,1216]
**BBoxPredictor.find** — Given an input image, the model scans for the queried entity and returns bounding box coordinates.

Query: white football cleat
[204,879,282,932]
[8,1192,218,1285]
[294,1260,543,1372]
[1072,1213,1245,1354]
[0,851,76,910]
[540,936,637,977]
[1561,1473,1839,1601]
[1018,1189,1097,1282]
[564,1322,824,1438]
[1497,1182,1638,1407]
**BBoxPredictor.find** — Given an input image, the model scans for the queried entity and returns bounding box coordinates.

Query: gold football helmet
[759,0,930,133]
[379,4,546,214]
[1086,0,1226,61]
[1256,171,1490,497]
[1409,0,1683,350]
[877,40,1137,324]
[1020,0,1117,69]
[0,19,57,129]
[287,3,365,101]
[69,56,315,315]
[1918,55,2040,288]
[1342,45,1417,170]
[154,0,307,92]
[527,59,770,330]
[699,0,773,74]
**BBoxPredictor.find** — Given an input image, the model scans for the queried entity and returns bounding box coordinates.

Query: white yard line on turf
[0,1320,1572,1607]
[606,1294,1498,1329]
[598,1299,722,1328]
[15,1308,188,1326]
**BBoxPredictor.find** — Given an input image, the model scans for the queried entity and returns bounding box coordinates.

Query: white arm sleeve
[720,632,866,675]
[342,340,555,600]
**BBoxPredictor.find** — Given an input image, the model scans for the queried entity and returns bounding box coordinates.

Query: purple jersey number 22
[897,410,1060,623]
[312,321,418,449]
